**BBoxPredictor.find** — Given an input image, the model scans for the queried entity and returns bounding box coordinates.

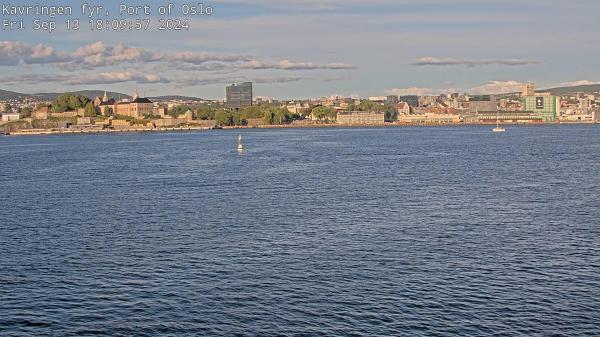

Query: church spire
[103,90,108,102]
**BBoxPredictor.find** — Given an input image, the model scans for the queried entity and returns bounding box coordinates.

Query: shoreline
[2,121,598,136]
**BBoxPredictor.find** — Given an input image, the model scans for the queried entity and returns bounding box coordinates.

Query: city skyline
[1,0,599,99]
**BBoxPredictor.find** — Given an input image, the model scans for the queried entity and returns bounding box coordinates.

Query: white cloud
[468,80,523,94]
[177,75,305,86]
[385,81,524,95]
[0,72,169,85]
[69,72,170,85]
[240,59,356,70]
[0,40,356,74]
[411,57,542,67]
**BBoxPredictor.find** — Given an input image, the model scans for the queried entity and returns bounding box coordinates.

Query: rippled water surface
[1,126,600,336]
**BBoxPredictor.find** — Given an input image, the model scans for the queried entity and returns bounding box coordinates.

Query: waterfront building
[395,102,411,115]
[1,112,20,122]
[398,113,461,124]
[468,95,497,113]
[287,103,310,116]
[523,93,560,122]
[226,82,253,109]
[463,111,544,124]
[336,111,385,125]
[412,107,460,115]
[130,96,153,119]
[559,113,594,123]
[106,90,153,119]
[115,102,131,116]
[523,82,535,97]
[32,106,49,120]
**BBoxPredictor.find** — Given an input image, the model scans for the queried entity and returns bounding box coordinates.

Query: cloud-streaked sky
[1,0,599,99]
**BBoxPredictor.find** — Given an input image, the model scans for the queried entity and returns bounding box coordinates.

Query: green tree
[214,110,232,126]
[84,103,98,117]
[52,93,90,113]
[231,111,246,126]
[383,104,398,122]
[103,106,112,116]
[273,109,287,124]
[20,107,31,118]
[4,104,13,113]
[240,106,263,119]
[169,105,191,118]
[195,107,215,120]
[311,106,336,121]
[262,110,273,125]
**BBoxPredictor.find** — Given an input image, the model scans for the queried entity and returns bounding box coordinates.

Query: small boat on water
[493,125,506,133]
[237,134,244,152]
[493,111,506,133]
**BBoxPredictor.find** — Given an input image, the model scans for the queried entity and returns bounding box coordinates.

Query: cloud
[0,40,355,74]
[0,72,169,85]
[172,51,252,64]
[0,74,59,84]
[69,42,164,68]
[177,75,305,86]
[411,57,542,67]
[0,41,70,66]
[385,81,523,95]
[385,87,446,96]
[468,80,524,94]
[69,72,169,85]
[322,75,352,82]
[240,59,356,70]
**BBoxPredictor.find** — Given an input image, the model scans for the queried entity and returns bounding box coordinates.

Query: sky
[1,0,599,99]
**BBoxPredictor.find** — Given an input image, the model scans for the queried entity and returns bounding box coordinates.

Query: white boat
[493,111,506,132]
[237,135,244,152]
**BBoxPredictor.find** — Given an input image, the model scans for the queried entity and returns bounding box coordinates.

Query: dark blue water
[1,126,599,336]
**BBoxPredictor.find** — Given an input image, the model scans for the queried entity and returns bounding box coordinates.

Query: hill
[148,95,211,102]
[31,90,129,101]
[1,89,209,102]
[0,89,32,101]
[539,84,600,95]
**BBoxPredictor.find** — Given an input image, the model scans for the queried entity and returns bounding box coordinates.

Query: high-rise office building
[523,82,535,97]
[226,82,253,109]
[523,93,560,122]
